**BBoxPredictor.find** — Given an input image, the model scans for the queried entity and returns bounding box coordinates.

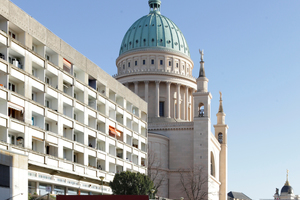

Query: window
[32,45,36,52]
[45,123,50,131]
[135,61,137,66]
[46,55,51,61]
[128,62,130,67]
[210,152,215,177]
[143,60,146,65]
[45,77,50,84]
[151,59,154,65]
[45,100,50,108]
[74,113,77,121]
[159,102,165,117]
[218,133,223,144]
[9,31,16,39]
[74,93,77,99]
[176,63,179,68]
[0,164,10,188]
[160,60,163,65]
[9,83,16,92]
[32,117,35,125]
[32,93,36,101]
[169,61,172,66]
[123,64,125,69]
[32,69,36,77]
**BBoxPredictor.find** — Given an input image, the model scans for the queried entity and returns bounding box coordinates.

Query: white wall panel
[0,62,7,73]
[87,108,96,118]
[0,117,7,127]
[10,121,24,132]
[74,102,84,111]
[87,149,96,157]
[98,114,105,123]
[0,34,7,45]
[74,81,84,91]
[61,117,73,128]
[11,95,24,107]
[62,73,73,84]
[87,88,96,98]
[86,128,96,137]
[61,140,72,149]
[47,134,58,144]
[46,87,58,98]
[31,128,44,139]
[98,95,105,103]
[46,111,57,121]
[108,101,115,110]
[31,104,44,115]
[11,68,24,81]
[31,54,44,67]
[74,123,84,132]
[0,90,6,100]
[97,133,105,141]
[11,42,25,56]
[31,78,44,91]
[62,95,73,106]
[47,64,58,76]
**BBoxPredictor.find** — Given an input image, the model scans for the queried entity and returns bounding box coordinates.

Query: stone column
[185,86,189,121]
[192,89,195,119]
[176,84,180,119]
[155,81,160,117]
[134,82,138,94]
[166,82,171,118]
[144,81,149,103]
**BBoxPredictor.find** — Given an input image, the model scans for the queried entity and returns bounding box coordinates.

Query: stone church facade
[114,1,229,199]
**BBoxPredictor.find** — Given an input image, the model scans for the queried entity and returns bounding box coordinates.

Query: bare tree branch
[148,148,167,195]
[178,165,214,200]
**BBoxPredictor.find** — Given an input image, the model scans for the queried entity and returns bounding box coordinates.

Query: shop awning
[109,126,121,137]
[63,58,72,69]
[8,102,24,113]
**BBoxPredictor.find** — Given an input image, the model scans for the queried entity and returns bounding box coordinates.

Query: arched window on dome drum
[218,133,223,144]
[210,152,215,177]
[198,103,204,117]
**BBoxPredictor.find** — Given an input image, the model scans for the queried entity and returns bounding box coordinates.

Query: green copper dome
[119,1,190,57]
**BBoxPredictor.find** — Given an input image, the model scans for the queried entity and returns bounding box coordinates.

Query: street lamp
[151,189,155,199]
[99,176,104,195]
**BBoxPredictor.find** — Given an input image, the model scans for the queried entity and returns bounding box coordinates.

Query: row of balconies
[0,31,146,121]
[1,114,147,164]
[0,135,147,178]
[0,64,147,138]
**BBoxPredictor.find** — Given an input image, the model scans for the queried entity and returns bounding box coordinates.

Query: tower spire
[218,91,223,113]
[285,169,290,186]
[199,49,206,78]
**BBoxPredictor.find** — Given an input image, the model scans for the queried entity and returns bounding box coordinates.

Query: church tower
[193,50,212,196]
[214,92,228,200]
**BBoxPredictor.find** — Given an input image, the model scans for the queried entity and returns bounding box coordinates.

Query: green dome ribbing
[119,1,190,57]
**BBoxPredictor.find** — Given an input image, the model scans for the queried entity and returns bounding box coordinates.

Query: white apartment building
[0,0,148,199]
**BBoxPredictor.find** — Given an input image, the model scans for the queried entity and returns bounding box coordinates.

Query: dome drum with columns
[115,1,228,200]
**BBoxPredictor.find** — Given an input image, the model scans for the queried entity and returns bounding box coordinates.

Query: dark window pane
[159,102,164,117]
[0,164,10,187]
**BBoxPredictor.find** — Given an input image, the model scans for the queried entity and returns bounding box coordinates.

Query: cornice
[149,122,194,131]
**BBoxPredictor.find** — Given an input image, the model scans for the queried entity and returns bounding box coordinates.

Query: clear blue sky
[10,0,300,199]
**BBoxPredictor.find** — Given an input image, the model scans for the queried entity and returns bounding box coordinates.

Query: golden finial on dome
[285,169,290,186]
